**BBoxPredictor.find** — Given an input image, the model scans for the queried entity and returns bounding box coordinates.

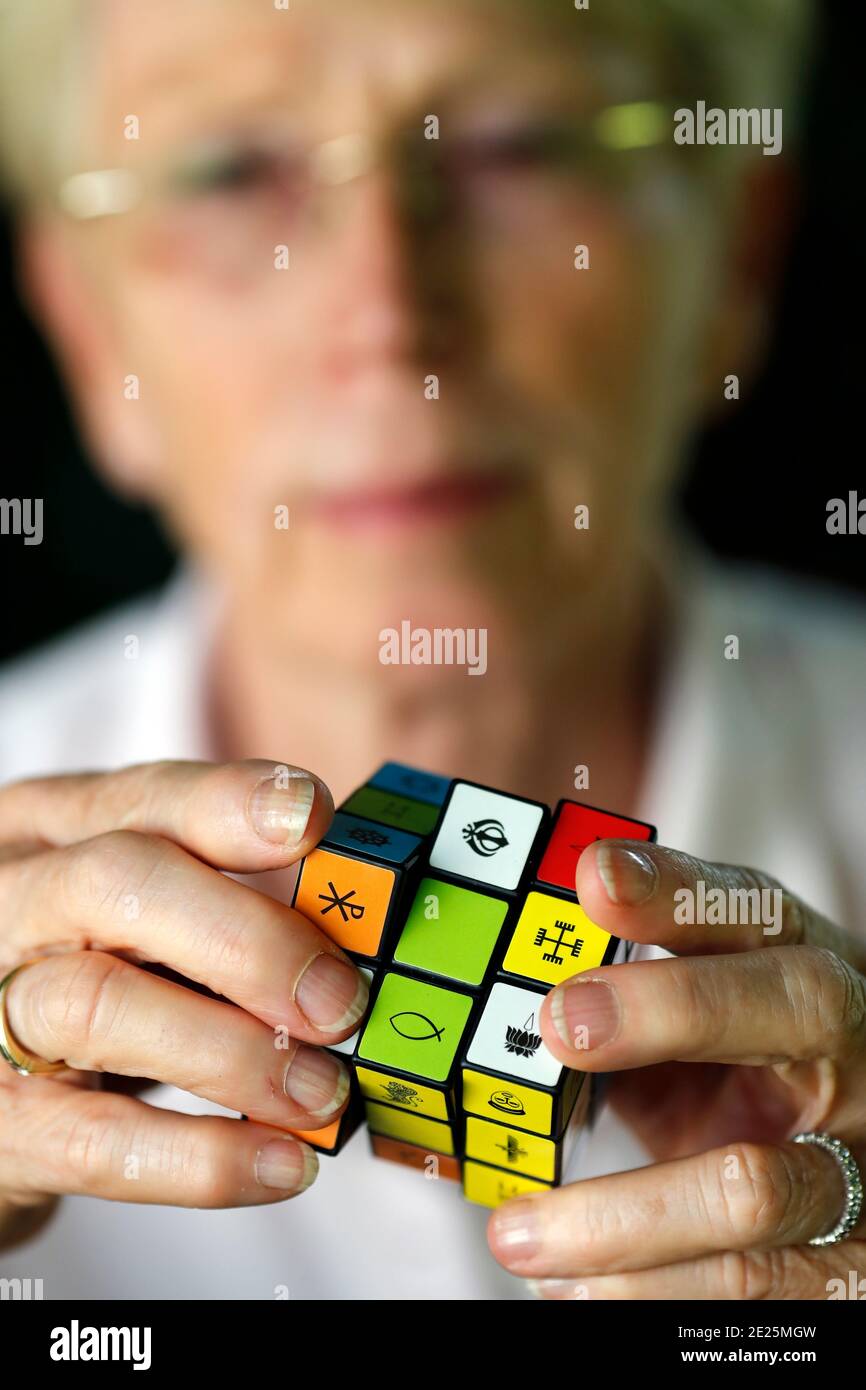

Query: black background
[0,0,861,666]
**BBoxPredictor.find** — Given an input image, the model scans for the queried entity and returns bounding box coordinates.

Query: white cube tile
[465,982,562,1087]
[428,783,543,891]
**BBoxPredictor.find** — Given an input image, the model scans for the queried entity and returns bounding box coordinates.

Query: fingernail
[284,1045,349,1119]
[490,1198,542,1265]
[596,843,658,905]
[249,774,316,848]
[255,1139,318,1192]
[528,1279,590,1301]
[296,955,369,1033]
[550,977,621,1051]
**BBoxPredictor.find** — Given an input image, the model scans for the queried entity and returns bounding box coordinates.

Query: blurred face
[33,0,745,673]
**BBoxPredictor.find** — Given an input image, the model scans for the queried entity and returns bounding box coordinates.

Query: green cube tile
[342,786,439,837]
[357,973,473,1082]
[394,877,508,986]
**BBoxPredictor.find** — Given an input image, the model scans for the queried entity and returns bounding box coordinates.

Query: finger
[0,759,333,872]
[576,840,866,971]
[4,831,369,1042]
[529,1243,843,1300]
[4,952,350,1129]
[0,1078,318,1206]
[488,1138,864,1279]
[540,945,866,1071]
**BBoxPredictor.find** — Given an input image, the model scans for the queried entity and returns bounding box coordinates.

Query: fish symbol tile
[389,1011,445,1042]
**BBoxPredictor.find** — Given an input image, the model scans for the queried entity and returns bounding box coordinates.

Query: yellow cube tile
[365,1102,455,1156]
[463,1160,551,1209]
[356,1067,449,1121]
[465,1117,557,1183]
[503,891,611,987]
[462,1067,553,1136]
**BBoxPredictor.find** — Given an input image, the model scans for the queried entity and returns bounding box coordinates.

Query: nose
[311,167,449,384]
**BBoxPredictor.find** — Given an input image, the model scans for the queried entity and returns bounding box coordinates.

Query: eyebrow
[107,19,319,144]
[105,11,653,163]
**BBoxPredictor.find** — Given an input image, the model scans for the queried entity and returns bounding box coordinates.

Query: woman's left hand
[488,840,866,1299]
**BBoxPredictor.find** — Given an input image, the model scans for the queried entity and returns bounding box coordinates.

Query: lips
[306,472,521,530]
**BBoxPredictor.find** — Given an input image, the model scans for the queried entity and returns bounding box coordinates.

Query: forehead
[88,0,652,144]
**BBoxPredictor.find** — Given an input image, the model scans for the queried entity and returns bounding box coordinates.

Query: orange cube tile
[290,1117,342,1150]
[370,1133,460,1182]
[293,847,397,957]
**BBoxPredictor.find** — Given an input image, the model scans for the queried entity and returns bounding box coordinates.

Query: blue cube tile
[368,762,451,806]
[321,811,423,866]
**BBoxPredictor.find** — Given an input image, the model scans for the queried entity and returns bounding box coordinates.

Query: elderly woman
[0,0,863,1302]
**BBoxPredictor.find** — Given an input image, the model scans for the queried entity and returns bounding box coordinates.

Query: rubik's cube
[290,763,656,1208]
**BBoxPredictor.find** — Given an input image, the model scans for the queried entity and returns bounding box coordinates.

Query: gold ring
[0,961,67,1075]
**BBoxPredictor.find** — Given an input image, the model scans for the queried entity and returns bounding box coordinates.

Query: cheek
[479,203,715,492]
[481,211,663,412]
[116,282,298,555]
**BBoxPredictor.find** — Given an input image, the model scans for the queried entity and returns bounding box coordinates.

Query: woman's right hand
[0,759,368,1251]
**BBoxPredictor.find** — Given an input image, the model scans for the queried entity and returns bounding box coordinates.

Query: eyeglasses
[56,100,684,281]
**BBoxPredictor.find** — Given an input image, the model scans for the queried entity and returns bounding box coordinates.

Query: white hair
[0,0,101,205]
